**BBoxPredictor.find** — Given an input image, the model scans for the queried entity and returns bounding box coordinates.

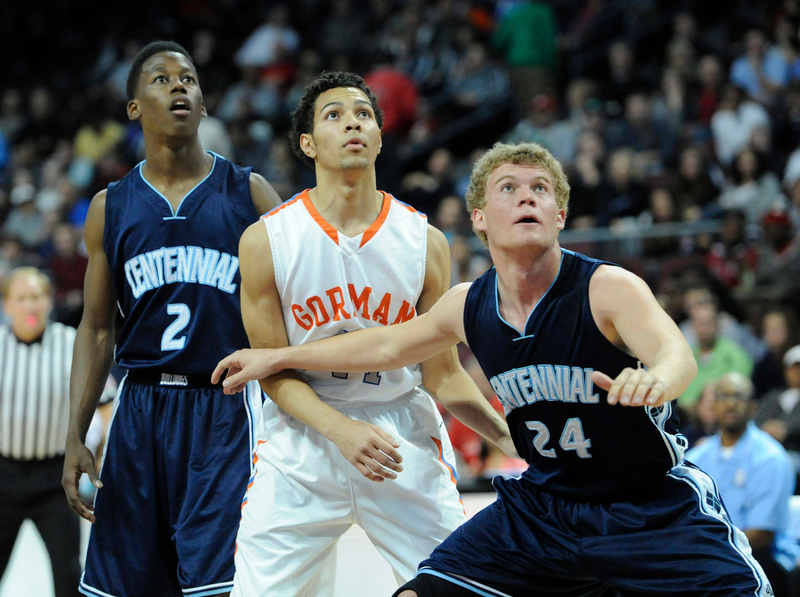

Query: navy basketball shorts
[79,375,263,597]
[415,462,772,597]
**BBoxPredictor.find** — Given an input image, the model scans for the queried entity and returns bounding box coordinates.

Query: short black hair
[126,41,194,102]
[289,71,383,169]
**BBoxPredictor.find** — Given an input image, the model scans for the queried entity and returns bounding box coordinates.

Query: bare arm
[589,265,697,407]
[418,226,516,456]
[249,172,282,215]
[213,283,467,389]
[212,228,466,385]
[62,190,118,522]
[236,222,404,482]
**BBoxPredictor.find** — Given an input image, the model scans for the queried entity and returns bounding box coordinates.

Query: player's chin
[340,156,370,170]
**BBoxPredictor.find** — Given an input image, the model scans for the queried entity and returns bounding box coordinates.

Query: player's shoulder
[240,218,271,251]
[425,223,449,256]
[589,261,649,295]
[260,190,307,222]
[247,171,282,215]
[84,188,109,233]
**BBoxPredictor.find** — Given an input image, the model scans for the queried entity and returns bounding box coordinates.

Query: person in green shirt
[491,0,558,111]
[681,301,754,408]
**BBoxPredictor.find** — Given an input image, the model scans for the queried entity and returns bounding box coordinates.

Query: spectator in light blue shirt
[688,372,800,597]
[730,29,790,107]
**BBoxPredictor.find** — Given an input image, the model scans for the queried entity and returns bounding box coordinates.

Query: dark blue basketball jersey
[104,153,257,375]
[464,249,687,502]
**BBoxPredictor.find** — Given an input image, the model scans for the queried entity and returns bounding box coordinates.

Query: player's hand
[329,418,404,482]
[592,368,667,407]
[211,348,285,394]
[62,439,102,523]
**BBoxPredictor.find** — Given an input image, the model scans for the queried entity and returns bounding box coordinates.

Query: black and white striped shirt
[0,321,76,460]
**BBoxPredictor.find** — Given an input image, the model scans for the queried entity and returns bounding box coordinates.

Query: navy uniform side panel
[464,250,686,502]
[104,154,257,376]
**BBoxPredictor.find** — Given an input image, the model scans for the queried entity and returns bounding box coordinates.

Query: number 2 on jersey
[525,418,592,459]
[161,303,190,351]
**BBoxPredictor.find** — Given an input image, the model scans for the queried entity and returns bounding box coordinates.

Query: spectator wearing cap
[688,372,800,597]
[756,345,800,454]
[503,93,579,163]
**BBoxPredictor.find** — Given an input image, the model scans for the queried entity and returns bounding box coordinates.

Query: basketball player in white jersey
[222,72,515,596]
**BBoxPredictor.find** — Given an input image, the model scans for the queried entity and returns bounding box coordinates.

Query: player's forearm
[278,321,448,374]
[646,341,698,404]
[68,322,115,443]
[261,373,353,441]
[426,370,510,445]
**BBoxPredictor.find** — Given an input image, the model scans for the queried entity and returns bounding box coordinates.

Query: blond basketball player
[221,72,516,596]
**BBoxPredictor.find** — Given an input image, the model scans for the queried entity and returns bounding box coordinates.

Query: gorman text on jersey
[291,284,417,330]
[124,246,239,298]
[490,365,600,413]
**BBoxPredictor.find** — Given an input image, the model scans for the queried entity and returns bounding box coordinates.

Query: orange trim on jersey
[392,197,428,218]
[358,192,392,248]
[300,190,340,245]
[261,195,303,221]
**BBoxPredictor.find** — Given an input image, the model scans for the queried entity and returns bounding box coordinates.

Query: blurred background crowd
[1,0,800,484]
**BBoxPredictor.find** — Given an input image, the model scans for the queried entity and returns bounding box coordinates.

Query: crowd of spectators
[1,0,800,484]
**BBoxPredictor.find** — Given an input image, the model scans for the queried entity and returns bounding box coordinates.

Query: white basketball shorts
[232,387,467,597]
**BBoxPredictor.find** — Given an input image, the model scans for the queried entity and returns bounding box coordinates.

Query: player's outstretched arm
[588,265,697,408]
[417,226,517,457]
[63,191,118,522]
[213,289,465,391]
[248,172,282,215]
[236,222,405,482]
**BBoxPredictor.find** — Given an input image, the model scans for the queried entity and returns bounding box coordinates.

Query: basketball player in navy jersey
[215,142,774,596]
[62,41,281,597]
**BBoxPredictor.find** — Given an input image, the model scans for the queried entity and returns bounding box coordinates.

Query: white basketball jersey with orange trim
[263,189,427,403]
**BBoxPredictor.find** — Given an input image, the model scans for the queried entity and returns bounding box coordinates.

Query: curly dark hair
[126,41,194,101]
[289,71,384,169]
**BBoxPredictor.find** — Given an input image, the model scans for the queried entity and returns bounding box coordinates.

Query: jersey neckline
[493,249,565,338]
[137,151,218,218]
[299,189,392,249]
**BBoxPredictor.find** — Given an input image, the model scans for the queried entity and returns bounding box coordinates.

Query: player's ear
[299,133,316,160]
[377,129,382,155]
[472,208,487,233]
[127,100,141,122]
[556,208,566,231]
[200,100,208,119]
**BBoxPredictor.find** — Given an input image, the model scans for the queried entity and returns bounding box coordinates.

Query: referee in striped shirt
[0,267,109,597]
